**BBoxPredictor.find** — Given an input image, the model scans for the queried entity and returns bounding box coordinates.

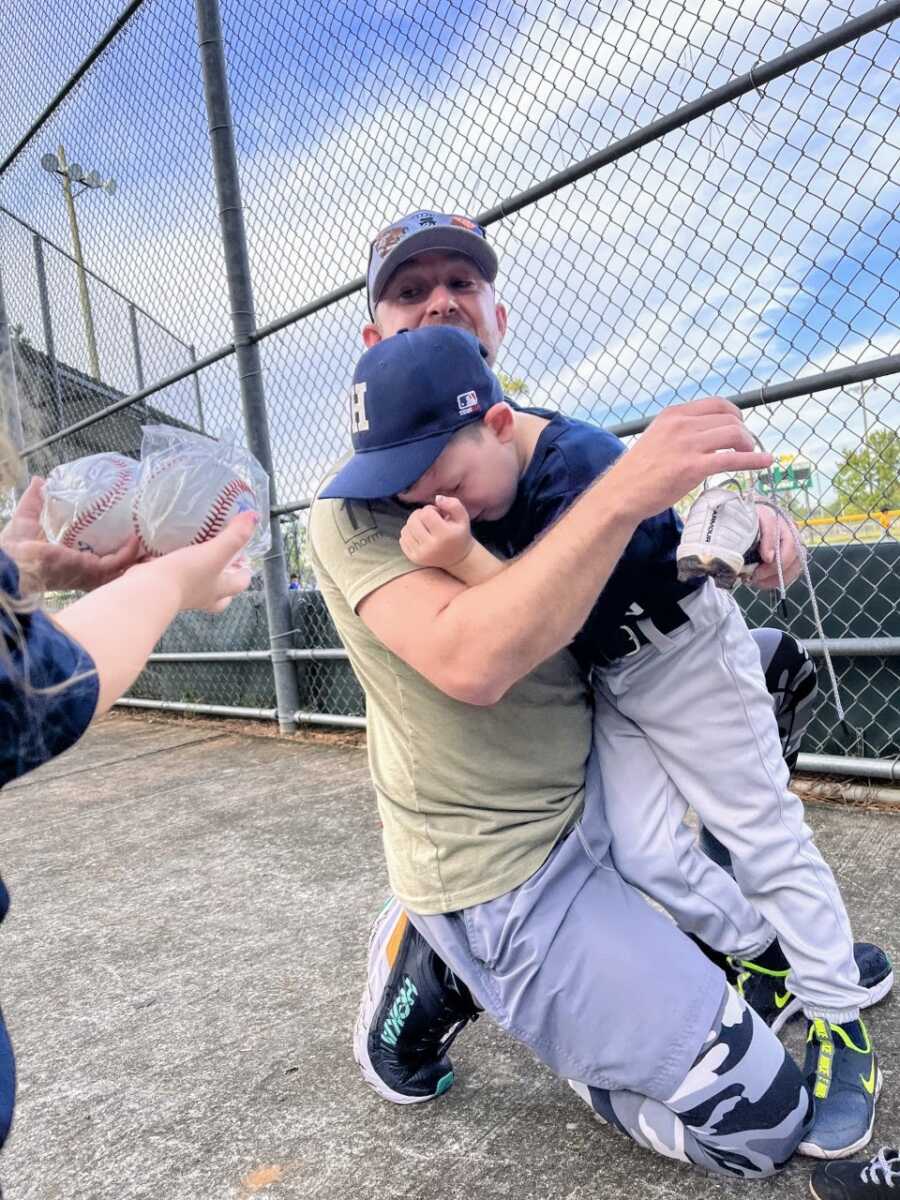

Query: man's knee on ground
[670,986,813,1178]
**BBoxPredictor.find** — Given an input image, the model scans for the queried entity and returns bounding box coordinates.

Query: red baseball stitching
[192,478,254,544]
[134,452,255,554]
[131,507,150,553]
[61,460,134,550]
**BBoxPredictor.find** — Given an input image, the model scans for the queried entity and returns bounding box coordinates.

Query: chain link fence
[1,0,898,774]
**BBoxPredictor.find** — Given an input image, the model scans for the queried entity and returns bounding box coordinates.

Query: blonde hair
[0,435,98,713]
[0,430,34,616]
[0,434,50,704]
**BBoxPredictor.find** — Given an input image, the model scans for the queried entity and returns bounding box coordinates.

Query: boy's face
[397,418,519,523]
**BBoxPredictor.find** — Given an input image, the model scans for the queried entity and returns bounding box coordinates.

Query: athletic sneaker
[353,898,480,1104]
[733,943,893,1034]
[810,1147,900,1199]
[798,1018,881,1160]
[676,486,762,589]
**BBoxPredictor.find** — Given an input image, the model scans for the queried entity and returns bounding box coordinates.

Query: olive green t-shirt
[308,489,592,915]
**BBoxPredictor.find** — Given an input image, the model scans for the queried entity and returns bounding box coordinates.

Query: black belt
[599,604,691,665]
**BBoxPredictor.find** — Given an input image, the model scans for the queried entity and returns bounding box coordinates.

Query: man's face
[363,250,508,365]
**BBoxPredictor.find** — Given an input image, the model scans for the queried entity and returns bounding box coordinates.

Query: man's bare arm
[358,398,772,705]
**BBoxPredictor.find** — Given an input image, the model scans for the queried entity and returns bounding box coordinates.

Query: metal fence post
[194,0,299,733]
[188,343,205,431]
[33,234,63,431]
[128,302,145,390]
[0,263,28,495]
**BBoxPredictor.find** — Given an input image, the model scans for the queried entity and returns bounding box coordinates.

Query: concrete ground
[0,713,898,1200]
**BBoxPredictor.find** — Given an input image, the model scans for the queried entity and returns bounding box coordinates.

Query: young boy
[321,323,891,1159]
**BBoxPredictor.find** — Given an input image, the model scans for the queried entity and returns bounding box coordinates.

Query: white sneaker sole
[797,1068,882,1160]
[861,969,894,1010]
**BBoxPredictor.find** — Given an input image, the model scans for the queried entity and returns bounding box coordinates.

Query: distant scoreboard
[759,454,813,492]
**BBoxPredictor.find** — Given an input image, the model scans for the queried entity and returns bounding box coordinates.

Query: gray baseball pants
[409,784,812,1179]
[595,581,866,1021]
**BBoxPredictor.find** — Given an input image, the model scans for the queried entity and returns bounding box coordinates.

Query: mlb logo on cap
[319,326,503,501]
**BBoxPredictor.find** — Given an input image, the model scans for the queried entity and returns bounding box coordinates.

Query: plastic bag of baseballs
[41,452,140,556]
[133,426,270,568]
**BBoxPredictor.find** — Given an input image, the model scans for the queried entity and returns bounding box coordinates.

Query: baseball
[41,452,139,556]
[133,452,257,557]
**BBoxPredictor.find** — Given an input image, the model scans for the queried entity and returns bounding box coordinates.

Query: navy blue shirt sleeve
[478,414,702,669]
[486,420,626,549]
[0,551,99,787]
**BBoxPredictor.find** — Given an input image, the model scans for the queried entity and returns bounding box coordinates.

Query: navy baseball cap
[319,326,503,501]
[367,210,499,316]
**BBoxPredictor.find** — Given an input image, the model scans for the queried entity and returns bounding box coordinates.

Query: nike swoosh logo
[774,991,792,1009]
[861,1062,877,1095]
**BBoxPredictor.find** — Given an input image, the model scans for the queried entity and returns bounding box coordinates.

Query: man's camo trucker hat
[366,210,499,316]
[319,326,502,501]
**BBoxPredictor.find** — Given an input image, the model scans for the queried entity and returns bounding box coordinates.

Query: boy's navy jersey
[0,551,99,788]
[480,412,703,670]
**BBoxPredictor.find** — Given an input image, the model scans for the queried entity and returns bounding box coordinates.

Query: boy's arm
[400,495,506,585]
[449,542,505,586]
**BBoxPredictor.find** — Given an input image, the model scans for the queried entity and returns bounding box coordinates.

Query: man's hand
[400,495,475,570]
[605,397,773,523]
[748,501,804,590]
[0,476,142,592]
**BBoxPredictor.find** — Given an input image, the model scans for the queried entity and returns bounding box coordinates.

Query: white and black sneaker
[677,486,762,590]
[811,1147,900,1199]
[353,897,480,1104]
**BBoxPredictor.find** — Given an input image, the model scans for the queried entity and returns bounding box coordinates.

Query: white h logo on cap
[350,381,370,433]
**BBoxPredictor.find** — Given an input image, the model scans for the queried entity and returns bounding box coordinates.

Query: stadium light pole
[40,144,116,381]
[856,379,872,443]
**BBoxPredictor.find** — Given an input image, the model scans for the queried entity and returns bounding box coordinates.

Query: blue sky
[0,0,897,506]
